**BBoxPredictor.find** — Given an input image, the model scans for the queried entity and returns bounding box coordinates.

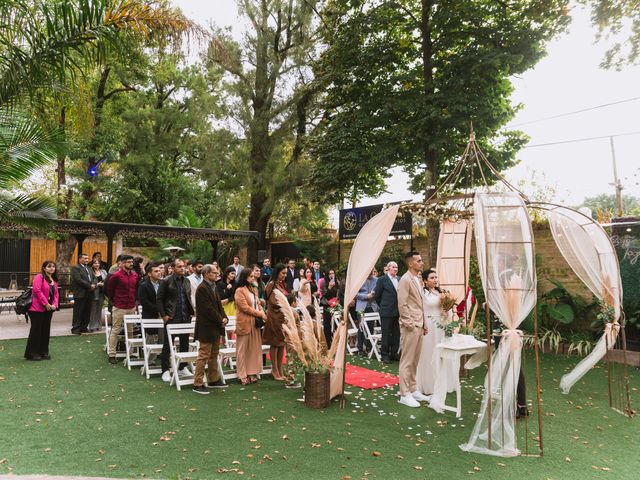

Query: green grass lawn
[0,335,638,480]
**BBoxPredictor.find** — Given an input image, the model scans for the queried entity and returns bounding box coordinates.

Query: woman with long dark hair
[262,263,288,381]
[234,268,266,385]
[217,266,237,317]
[88,258,107,332]
[25,261,59,361]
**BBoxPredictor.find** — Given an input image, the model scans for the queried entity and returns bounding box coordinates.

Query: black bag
[363,302,375,314]
[14,287,33,315]
[255,317,265,329]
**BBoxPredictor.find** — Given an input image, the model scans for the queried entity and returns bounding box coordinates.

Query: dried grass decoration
[274,290,339,374]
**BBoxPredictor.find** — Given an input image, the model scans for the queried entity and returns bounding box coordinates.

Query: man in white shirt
[374,261,400,363]
[228,255,244,277]
[397,252,430,407]
[187,260,204,307]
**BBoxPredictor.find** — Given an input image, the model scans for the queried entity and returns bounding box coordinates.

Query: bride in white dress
[416,269,457,396]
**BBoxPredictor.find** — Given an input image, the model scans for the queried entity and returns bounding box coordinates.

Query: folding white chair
[123,314,144,370]
[362,312,383,361]
[104,309,127,359]
[165,322,198,391]
[140,318,165,379]
[333,311,359,355]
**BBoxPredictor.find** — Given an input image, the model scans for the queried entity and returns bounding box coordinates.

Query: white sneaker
[180,367,192,377]
[161,371,171,382]
[399,394,421,408]
[412,391,431,402]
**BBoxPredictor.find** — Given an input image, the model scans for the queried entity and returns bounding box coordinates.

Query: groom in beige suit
[397,251,430,407]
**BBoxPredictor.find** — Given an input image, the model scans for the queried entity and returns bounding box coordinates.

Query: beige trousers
[194,342,220,387]
[399,326,424,396]
[108,307,135,357]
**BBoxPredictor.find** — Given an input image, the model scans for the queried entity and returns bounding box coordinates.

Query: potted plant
[277,291,340,408]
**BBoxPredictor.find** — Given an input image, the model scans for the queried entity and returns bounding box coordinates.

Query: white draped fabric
[544,205,623,394]
[330,205,400,399]
[460,193,537,457]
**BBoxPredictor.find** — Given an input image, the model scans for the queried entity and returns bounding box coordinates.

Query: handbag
[327,297,339,308]
[14,287,33,315]
[255,317,265,328]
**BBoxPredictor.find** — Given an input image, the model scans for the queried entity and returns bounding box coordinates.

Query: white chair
[104,309,126,359]
[140,318,165,379]
[361,312,383,361]
[165,322,198,391]
[123,314,144,370]
[333,312,359,355]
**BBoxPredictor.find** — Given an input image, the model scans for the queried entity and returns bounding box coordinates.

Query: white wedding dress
[416,289,457,396]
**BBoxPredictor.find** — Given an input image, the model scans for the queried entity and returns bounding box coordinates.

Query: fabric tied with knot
[501,328,523,353]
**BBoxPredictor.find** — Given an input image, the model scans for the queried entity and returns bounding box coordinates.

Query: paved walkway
[0,308,76,340]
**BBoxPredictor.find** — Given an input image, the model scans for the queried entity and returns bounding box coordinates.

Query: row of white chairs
[103,312,272,391]
[332,311,384,361]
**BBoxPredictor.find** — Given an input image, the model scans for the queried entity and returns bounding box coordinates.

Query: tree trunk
[56,236,77,282]
[421,0,439,265]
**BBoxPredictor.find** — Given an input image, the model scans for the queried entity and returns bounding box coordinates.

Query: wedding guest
[138,262,163,363]
[260,258,273,285]
[297,268,317,307]
[158,263,166,278]
[91,251,108,271]
[218,266,237,317]
[356,270,379,355]
[375,261,400,363]
[157,258,194,381]
[285,259,297,291]
[250,263,266,300]
[25,261,59,361]
[234,268,266,385]
[262,264,288,382]
[292,268,305,295]
[88,258,107,332]
[187,259,204,307]
[192,264,228,394]
[228,255,244,277]
[70,253,94,335]
[105,255,138,365]
[320,269,340,348]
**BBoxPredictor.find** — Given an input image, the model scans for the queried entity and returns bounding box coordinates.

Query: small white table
[429,337,488,418]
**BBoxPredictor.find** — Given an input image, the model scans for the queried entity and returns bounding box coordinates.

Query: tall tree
[207,0,322,262]
[311,0,569,261]
[583,0,640,68]
[0,0,201,225]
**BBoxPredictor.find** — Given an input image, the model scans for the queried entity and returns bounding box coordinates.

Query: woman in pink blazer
[25,260,59,361]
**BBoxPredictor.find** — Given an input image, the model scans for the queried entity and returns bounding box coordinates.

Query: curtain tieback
[501,328,523,352]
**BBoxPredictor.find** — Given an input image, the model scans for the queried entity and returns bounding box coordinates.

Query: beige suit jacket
[397,271,425,330]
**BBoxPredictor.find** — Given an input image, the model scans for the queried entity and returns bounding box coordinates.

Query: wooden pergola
[1,218,260,266]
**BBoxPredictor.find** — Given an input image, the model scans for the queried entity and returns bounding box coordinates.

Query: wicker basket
[304,371,330,408]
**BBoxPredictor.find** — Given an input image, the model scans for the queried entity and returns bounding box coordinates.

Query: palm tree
[0,0,209,225]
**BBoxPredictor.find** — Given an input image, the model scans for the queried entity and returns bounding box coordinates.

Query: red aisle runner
[344,363,399,389]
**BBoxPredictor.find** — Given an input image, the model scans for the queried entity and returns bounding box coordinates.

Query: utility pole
[609,136,624,217]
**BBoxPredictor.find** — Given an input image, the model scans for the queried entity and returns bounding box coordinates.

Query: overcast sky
[173,1,640,209]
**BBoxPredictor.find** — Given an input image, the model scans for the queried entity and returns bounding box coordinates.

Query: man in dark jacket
[285,259,297,291]
[157,258,194,382]
[105,255,138,364]
[374,261,401,363]
[192,264,228,394]
[70,253,95,335]
[138,262,163,362]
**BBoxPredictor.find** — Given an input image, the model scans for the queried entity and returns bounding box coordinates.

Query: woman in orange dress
[234,267,267,385]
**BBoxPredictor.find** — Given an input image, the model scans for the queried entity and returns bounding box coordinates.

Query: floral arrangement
[437,290,461,337]
[440,290,457,312]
